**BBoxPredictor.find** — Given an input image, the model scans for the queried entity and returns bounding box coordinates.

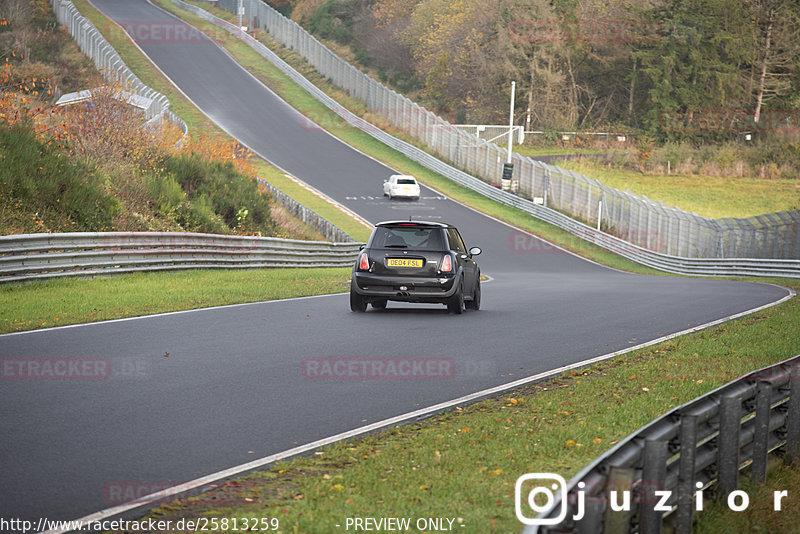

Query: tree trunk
[526,69,534,130]
[628,57,637,123]
[754,7,775,124]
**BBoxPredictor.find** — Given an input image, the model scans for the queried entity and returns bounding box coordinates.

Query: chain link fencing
[211,0,798,260]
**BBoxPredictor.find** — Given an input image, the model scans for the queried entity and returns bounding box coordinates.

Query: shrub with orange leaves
[185,132,258,180]
[39,84,181,170]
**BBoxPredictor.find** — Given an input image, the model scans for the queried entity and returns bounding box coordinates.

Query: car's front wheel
[466,278,481,311]
[350,289,367,312]
[447,283,465,314]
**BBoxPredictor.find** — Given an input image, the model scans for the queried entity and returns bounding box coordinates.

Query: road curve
[0,0,790,523]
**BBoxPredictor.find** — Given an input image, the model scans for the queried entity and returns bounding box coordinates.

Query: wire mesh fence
[49,0,188,145]
[212,0,798,259]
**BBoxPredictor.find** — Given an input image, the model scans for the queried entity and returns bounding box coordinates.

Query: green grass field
[555,160,800,219]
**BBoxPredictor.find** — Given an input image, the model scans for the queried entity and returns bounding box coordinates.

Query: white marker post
[597,200,603,231]
[502,81,516,192]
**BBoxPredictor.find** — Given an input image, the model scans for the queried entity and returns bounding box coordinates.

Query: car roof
[390,174,416,180]
[375,220,452,228]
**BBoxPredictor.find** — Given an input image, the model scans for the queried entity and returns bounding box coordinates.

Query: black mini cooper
[350,221,481,313]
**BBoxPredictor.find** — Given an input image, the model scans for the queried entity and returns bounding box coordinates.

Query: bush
[0,124,118,231]
[307,0,356,46]
[164,153,274,234]
[174,195,229,234]
[147,174,185,216]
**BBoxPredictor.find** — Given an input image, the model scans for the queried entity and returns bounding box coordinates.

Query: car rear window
[397,178,417,184]
[371,226,444,249]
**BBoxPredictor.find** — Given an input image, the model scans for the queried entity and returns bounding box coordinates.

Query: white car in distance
[383,175,420,200]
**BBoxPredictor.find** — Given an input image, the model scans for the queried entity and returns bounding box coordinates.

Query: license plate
[386,258,423,268]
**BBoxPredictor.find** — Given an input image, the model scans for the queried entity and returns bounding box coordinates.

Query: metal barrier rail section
[205,0,798,261]
[49,0,189,146]
[522,355,800,534]
[0,232,361,283]
[258,180,355,243]
[168,0,800,279]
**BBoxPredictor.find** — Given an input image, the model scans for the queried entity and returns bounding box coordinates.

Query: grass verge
[693,460,800,533]
[132,279,799,533]
[0,268,350,334]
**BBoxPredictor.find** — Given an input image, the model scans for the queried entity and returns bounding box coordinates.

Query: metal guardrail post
[603,467,634,533]
[751,381,772,483]
[717,395,742,497]
[640,439,668,534]
[524,357,800,533]
[676,414,698,534]
[786,362,800,465]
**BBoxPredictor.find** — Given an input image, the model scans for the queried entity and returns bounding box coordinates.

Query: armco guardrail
[0,233,360,283]
[521,354,800,533]
[168,0,799,279]
[205,0,798,260]
[50,0,188,145]
[259,180,355,243]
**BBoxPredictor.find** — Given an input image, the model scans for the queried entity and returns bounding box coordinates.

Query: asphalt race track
[0,0,791,524]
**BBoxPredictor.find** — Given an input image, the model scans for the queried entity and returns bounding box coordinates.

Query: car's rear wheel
[371,299,387,310]
[350,290,367,312]
[447,283,464,314]
[466,278,481,311]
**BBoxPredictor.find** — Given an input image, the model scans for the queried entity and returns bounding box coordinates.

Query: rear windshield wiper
[384,244,408,248]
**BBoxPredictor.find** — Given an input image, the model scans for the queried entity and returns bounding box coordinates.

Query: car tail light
[441,253,453,272]
[358,252,370,270]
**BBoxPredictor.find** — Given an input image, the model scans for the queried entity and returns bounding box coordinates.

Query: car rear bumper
[352,271,460,303]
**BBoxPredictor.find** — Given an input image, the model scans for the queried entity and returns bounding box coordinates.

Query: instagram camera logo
[515,473,568,526]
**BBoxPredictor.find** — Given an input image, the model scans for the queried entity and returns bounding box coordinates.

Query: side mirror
[468,246,482,257]
[359,244,366,251]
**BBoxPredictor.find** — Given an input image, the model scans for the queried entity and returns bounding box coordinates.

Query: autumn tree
[746,0,800,125]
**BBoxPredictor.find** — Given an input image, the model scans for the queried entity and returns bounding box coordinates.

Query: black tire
[350,290,367,312]
[371,299,387,309]
[466,278,481,311]
[447,283,464,314]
